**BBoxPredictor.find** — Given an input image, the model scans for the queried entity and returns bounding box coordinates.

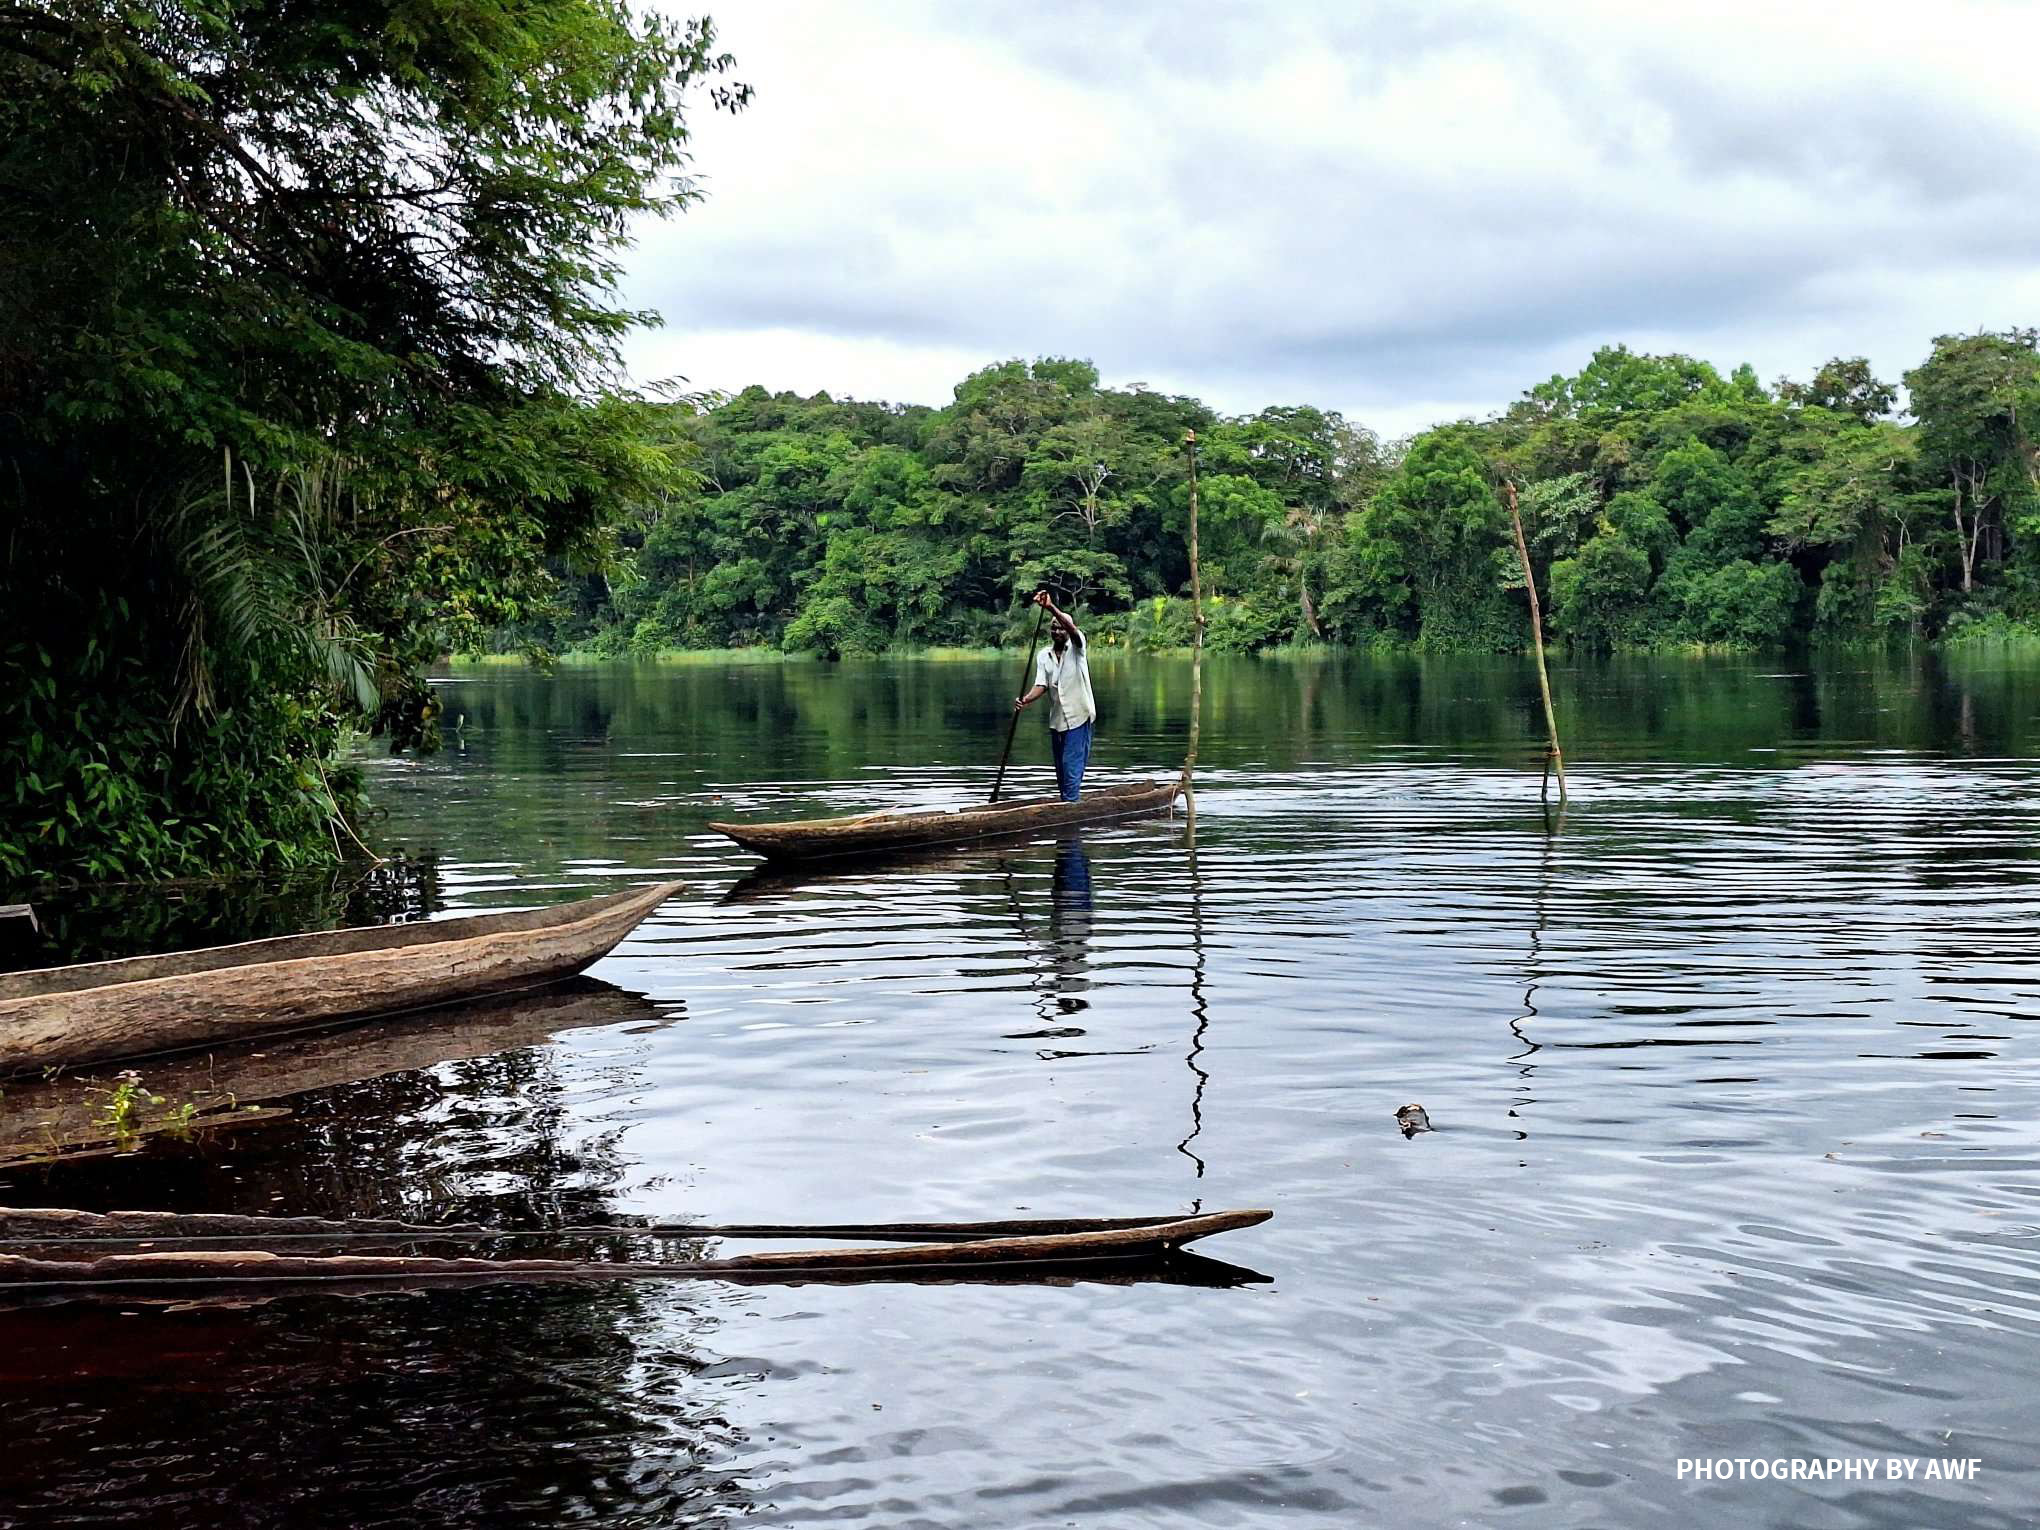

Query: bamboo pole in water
[1182,430,1206,836]
[1502,480,1567,805]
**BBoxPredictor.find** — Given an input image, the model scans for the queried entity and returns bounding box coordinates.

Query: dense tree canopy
[6,9,2037,891]
[1,0,745,883]
[535,336,2040,664]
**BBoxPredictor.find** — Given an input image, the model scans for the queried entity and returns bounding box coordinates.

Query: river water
[4,651,2038,1529]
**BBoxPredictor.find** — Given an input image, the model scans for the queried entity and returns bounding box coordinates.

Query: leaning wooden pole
[1502,480,1566,805]
[1182,430,1207,836]
[990,599,1048,804]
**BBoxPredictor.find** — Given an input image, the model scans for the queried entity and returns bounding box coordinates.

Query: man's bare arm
[1034,591,1082,648]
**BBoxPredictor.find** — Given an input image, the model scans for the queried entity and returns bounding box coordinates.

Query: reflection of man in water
[1013,591,1095,801]
[1047,839,1093,1013]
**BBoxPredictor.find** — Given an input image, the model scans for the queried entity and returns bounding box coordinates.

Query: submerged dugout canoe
[0,882,681,1076]
[709,778,1182,862]
[0,979,674,1167]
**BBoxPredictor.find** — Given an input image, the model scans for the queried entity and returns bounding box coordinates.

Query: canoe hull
[709,778,1182,862]
[0,980,671,1167]
[0,882,681,1075]
[0,1209,1272,1288]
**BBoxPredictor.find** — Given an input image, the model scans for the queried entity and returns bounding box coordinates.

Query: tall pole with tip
[1503,479,1566,806]
[1182,430,1206,838]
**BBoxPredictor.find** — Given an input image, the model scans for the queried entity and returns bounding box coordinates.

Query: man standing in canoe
[1013,590,1096,801]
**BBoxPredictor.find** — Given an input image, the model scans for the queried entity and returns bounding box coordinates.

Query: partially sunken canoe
[0,980,670,1167]
[0,882,681,1075]
[0,1210,1271,1288]
[710,778,1182,862]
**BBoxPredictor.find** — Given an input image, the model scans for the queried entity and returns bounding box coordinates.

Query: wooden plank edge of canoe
[709,782,1183,862]
[0,974,588,1081]
[0,1211,1273,1286]
[705,778,1176,838]
[0,879,684,1002]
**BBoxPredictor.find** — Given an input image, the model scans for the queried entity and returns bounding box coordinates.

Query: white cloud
[622,0,2040,437]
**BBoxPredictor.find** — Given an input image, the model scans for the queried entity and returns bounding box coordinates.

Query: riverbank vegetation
[8,12,2038,890]
[0,0,745,883]
[522,338,2040,662]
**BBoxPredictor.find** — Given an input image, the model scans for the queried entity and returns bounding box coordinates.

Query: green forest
[1,0,745,884]
[6,1,2040,888]
[533,337,2040,661]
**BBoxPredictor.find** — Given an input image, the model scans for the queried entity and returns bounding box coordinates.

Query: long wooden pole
[1502,480,1566,805]
[1182,431,1205,835]
[990,600,1048,804]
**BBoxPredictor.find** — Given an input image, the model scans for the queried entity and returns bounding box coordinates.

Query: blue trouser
[1049,720,1092,802]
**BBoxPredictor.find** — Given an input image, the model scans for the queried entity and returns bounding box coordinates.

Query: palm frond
[157,448,384,724]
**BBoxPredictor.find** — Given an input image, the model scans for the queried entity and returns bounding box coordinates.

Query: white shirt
[1033,638,1096,732]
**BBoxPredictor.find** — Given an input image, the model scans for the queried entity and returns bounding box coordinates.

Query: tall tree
[1904,331,2040,595]
[0,0,746,881]
[1776,357,1898,422]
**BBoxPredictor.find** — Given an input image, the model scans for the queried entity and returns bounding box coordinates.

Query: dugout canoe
[709,777,1182,862]
[722,826,1097,904]
[0,1208,1271,1289]
[0,882,681,1076]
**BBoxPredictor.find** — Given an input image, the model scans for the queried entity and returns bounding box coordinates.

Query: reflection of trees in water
[360,652,2040,894]
[0,1278,751,1528]
[5,854,448,973]
[28,998,635,1229]
[448,655,1956,786]
[343,852,447,925]
[3,983,748,1526]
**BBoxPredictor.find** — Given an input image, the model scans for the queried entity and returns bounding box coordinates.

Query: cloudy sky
[623,0,2040,438]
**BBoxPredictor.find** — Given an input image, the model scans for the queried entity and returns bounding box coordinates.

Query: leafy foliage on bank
[542,338,2040,660]
[0,0,745,883]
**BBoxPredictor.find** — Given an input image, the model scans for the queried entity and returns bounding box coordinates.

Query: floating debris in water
[1396,1104,1433,1138]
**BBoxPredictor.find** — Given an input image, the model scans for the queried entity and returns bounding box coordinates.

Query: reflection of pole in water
[1508,811,1560,1144]
[999,858,1057,1033]
[1181,429,1204,845]
[1174,430,1209,1186]
[1175,842,1210,1190]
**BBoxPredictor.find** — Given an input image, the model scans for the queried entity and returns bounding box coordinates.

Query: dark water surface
[5,651,2040,1529]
